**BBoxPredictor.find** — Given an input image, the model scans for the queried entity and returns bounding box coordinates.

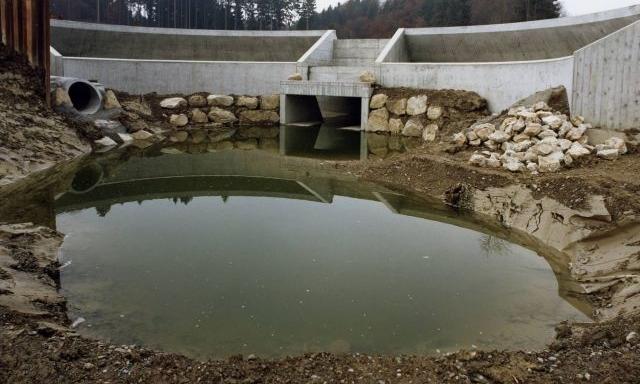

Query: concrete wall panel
[572,20,640,130]
[62,58,297,95]
[379,57,574,112]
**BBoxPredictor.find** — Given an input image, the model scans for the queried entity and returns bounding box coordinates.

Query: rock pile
[367,93,443,142]
[455,102,628,173]
[160,94,280,128]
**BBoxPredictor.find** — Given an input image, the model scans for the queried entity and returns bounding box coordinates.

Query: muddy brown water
[36,133,589,360]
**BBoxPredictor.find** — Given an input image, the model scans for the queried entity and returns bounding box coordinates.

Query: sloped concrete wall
[51,20,324,62]
[386,5,640,62]
[572,20,640,130]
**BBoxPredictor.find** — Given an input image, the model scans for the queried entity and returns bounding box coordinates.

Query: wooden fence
[0,0,50,105]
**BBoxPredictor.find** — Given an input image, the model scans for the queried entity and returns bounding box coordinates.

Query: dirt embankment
[0,45,90,186]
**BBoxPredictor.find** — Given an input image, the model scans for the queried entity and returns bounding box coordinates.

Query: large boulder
[367,108,389,132]
[239,110,280,124]
[389,118,404,135]
[169,114,188,127]
[190,108,209,124]
[122,100,152,117]
[188,95,207,108]
[427,106,443,120]
[386,98,407,115]
[402,118,424,137]
[207,95,234,107]
[160,97,187,109]
[53,87,73,108]
[131,130,154,140]
[370,94,388,109]
[236,96,259,110]
[407,95,428,116]
[208,108,237,124]
[103,90,121,110]
[423,124,439,142]
[260,95,280,110]
[359,70,375,83]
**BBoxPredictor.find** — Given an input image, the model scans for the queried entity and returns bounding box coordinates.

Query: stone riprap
[366,92,440,141]
[456,102,629,174]
[160,94,281,128]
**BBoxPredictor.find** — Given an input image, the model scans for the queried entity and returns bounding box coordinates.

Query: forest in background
[50,0,563,38]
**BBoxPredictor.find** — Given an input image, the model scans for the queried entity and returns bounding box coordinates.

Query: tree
[298,0,316,30]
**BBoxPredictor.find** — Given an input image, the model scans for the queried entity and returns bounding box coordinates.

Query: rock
[191,130,207,144]
[511,86,570,116]
[188,95,207,108]
[407,95,428,116]
[531,142,556,156]
[236,96,259,109]
[466,131,479,142]
[94,119,125,133]
[53,87,73,108]
[566,142,590,158]
[513,140,533,152]
[486,155,501,168]
[626,331,638,343]
[131,130,154,140]
[542,115,563,129]
[169,131,189,142]
[370,94,389,109]
[469,139,482,146]
[604,137,628,154]
[452,132,467,147]
[190,108,209,124]
[566,125,588,141]
[94,137,118,147]
[571,115,585,127]
[118,133,133,143]
[386,98,407,115]
[538,154,562,172]
[559,121,573,137]
[597,148,619,160]
[524,123,542,137]
[503,159,525,172]
[367,108,389,132]
[469,153,487,166]
[483,140,498,151]
[103,90,121,109]
[563,153,573,166]
[260,95,280,110]
[538,129,558,139]
[160,97,187,109]
[558,139,572,151]
[473,123,495,141]
[527,162,539,173]
[359,70,375,83]
[427,106,443,120]
[208,108,238,124]
[488,130,510,143]
[239,110,280,124]
[517,110,540,123]
[122,101,152,117]
[402,118,424,137]
[423,124,438,142]
[126,120,148,133]
[207,95,234,107]
[389,118,404,135]
[288,73,303,81]
[169,114,189,127]
[533,101,550,111]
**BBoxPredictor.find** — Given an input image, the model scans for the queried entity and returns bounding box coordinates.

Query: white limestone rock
[160,97,187,109]
[469,153,487,167]
[131,130,154,140]
[604,137,628,155]
[386,98,407,115]
[367,108,390,132]
[207,95,234,107]
[538,154,562,173]
[473,123,495,141]
[488,130,510,143]
[208,108,238,124]
[567,142,591,158]
[359,70,376,83]
[236,96,259,110]
[423,124,439,142]
[566,124,588,141]
[503,159,525,172]
[388,118,404,135]
[533,101,550,111]
[103,90,121,110]
[541,115,563,129]
[260,95,280,110]
[452,132,467,147]
[169,114,189,127]
[239,110,280,124]
[370,94,389,109]
[407,95,428,116]
[288,73,303,81]
[188,95,207,108]
[524,123,542,137]
[402,118,424,137]
[94,136,118,147]
[190,108,209,124]
[597,148,620,160]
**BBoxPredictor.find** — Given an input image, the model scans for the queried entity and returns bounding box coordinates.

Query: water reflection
[42,143,591,360]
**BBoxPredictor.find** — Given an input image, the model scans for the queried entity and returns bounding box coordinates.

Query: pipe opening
[68,81,101,114]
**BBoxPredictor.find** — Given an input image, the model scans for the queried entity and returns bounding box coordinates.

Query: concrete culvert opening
[67,81,102,114]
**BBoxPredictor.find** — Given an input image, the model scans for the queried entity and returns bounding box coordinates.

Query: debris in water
[71,317,86,328]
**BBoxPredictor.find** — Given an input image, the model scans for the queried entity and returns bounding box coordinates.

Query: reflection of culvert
[70,163,104,194]
[51,77,104,115]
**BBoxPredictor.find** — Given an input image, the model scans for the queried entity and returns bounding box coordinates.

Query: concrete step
[333,39,389,49]
[331,58,377,66]
[333,39,388,60]
[309,66,373,82]
[281,80,373,98]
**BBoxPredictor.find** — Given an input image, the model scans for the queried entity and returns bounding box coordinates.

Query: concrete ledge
[281,81,373,98]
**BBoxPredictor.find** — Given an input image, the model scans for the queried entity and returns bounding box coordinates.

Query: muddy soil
[0,46,90,186]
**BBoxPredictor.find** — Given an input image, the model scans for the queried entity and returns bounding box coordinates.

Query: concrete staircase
[308,39,388,82]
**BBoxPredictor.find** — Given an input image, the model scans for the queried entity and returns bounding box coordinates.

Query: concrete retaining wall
[378,57,574,112]
[61,57,297,95]
[572,20,640,130]
[51,20,324,62]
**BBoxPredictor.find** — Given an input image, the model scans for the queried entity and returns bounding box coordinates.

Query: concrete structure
[376,5,640,116]
[572,20,640,131]
[51,5,640,131]
[50,20,326,95]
